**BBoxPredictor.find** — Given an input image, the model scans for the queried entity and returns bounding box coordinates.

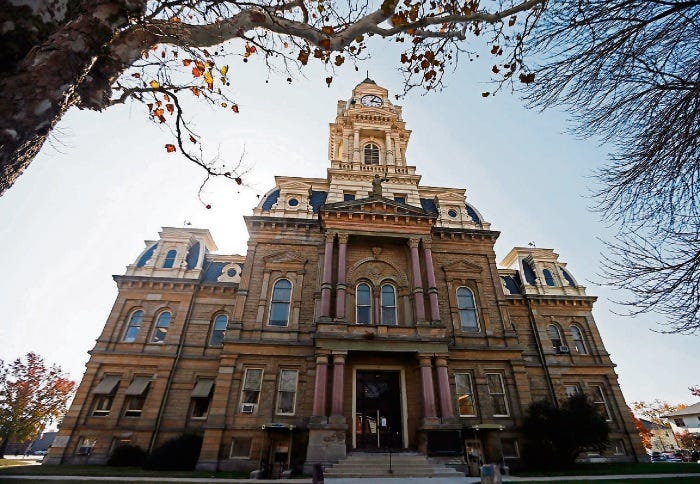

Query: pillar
[435,357,455,418]
[312,355,329,417]
[423,240,441,322]
[418,355,437,418]
[374,292,381,325]
[331,353,346,417]
[353,130,360,163]
[320,233,335,318]
[335,234,348,319]
[409,238,426,322]
[385,131,393,164]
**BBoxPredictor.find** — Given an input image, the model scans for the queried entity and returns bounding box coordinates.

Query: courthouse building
[46,79,644,473]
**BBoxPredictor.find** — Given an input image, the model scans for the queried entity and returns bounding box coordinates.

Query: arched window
[523,261,537,285]
[570,325,587,354]
[151,311,171,343]
[364,143,379,165]
[356,283,372,324]
[380,284,397,325]
[269,279,292,326]
[457,287,479,331]
[209,314,228,346]
[123,310,144,342]
[542,269,556,286]
[560,267,576,287]
[163,249,177,268]
[547,324,564,351]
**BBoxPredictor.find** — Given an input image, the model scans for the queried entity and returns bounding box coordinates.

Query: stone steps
[324,452,464,478]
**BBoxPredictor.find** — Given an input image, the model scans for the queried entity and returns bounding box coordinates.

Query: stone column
[422,239,441,322]
[312,355,329,417]
[320,232,335,318]
[409,238,426,322]
[435,357,455,418]
[385,131,393,164]
[374,292,381,325]
[331,353,346,418]
[418,355,437,418]
[353,130,360,163]
[336,234,348,319]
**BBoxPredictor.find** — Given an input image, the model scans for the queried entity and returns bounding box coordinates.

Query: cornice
[432,227,500,242]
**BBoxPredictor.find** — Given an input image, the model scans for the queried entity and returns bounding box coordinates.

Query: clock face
[361,94,383,107]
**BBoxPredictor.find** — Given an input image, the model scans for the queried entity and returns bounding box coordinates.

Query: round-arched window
[456,287,479,331]
[123,310,144,342]
[269,279,292,326]
[380,284,397,325]
[364,143,380,165]
[152,311,171,343]
[570,325,587,354]
[356,283,372,324]
[210,314,228,346]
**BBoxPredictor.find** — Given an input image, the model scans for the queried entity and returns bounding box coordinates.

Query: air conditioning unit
[240,403,256,414]
[558,345,570,354]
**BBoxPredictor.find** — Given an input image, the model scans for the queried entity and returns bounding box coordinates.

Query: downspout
[441,266,456,347]
[149,283,200,453]
[524,295,558,408]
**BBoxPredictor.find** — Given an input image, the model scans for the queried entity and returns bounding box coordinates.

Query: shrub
[107,444,147,467]
[145,433,203,471]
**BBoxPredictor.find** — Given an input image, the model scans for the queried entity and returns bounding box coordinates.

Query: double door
[355,370,402,450]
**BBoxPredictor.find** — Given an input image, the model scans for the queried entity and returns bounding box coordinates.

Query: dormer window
[364,143,379,165]
[163,250,177,268]
[542,269,556,286]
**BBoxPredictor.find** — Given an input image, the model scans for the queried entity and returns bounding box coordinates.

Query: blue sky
[0,40,696,407]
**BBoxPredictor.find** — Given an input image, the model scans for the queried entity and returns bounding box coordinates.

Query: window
[163,249,177,268]
[276,369,298,415]
[486,373,509,416]
[344,193,356,202]
[240,368,263,411]
[394,196,406,204]
[456,287,479,331]
[591,385,612,421]
[565,385,581,398]
[501,439,519,458]
[210,314,228,346]
[151,311,171,343]
[455,373,476,417]
[380,284,397,325]
[570,325,587,354]
[547,324,563,351]
[91,375,120,416]
[356,283,372,324]
[542,269,556,286]
[76,437,96,455]
[674,418,686,427]
[123,376,151,417]
[123,310,144,342]
[191,378,215,419]
[269,279,292,326]
[364,143,379,165]
[613,440,626,455]
[230,439,252,458]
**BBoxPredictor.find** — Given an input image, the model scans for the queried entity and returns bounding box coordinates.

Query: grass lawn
[513,462,700,477]
[544,479,700,484]
[0,464,249,478]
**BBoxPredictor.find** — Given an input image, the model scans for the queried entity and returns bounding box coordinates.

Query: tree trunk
[0,0,145,195]
[0,433,10,458]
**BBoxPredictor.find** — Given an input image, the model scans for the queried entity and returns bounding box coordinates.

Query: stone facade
[47,79,645,473]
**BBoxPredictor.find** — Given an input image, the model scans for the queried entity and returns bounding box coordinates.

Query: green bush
[106,444,147,467]
[144,433,203,471]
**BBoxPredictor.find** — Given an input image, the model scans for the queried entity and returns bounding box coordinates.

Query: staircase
[323,452,464,478]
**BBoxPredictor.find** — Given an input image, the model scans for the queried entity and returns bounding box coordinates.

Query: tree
[0,0,544,197]
[675,430,700,453]
[522,1,700,333]
[630,411,651,450]
[521,393,609,469]
[691,386,700,398]
[0,353,75,458]
[632,399,686,426]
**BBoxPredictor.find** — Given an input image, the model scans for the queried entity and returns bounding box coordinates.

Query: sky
[0,37,696,409]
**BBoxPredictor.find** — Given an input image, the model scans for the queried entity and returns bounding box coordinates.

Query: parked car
[32,450,47,455]
[661,452,683,462]
[650,453,668,462]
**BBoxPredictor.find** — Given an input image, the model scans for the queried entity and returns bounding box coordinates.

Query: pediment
[442,259,484,274]
[435,191,466,203]
[264,250,306,265]
[322,197,433,218]
[278,180,312,191]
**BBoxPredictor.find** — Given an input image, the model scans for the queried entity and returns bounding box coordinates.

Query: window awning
[93,375,120,395]
[125,376,151,396]
[191,379,214,398]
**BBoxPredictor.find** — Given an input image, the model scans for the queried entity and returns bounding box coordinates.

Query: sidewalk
[1,474,700,482]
